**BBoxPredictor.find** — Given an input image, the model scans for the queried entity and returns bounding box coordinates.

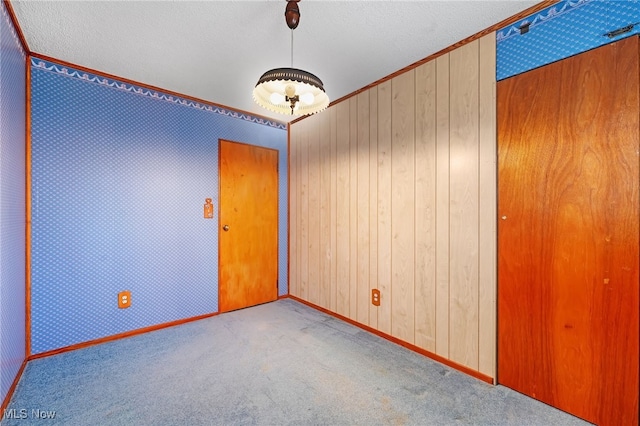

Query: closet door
[497,36,639,426]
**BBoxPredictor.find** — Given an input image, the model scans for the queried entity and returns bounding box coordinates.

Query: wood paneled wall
[290,34,497,378]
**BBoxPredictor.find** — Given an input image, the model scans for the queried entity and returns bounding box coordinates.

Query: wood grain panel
[356,91,371,326]
[289,36,498,382]
[329,106,338,312]
[289,125,299,297]
[349,98,359,320]
[477,34,496,379]
[498,36,639,426]
[413,60,437,352]
[319,111,332,309]
[299,121,309,301]
[288,294,494,385]
[391,69,416,344]
[219,140,278,312]
[317,1,555,112]
[448,40,480,369]
[335,101,351,317]
[368,88,379,329]
[435,53,450,358]
[307,117,321,306]
[376,80,393,336]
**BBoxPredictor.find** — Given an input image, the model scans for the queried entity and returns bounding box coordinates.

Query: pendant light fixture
[253,0,329,116]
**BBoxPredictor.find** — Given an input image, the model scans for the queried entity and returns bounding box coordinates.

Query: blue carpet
[2,299,591,425]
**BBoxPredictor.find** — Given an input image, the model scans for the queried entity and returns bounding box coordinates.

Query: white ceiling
[10,0,541,123]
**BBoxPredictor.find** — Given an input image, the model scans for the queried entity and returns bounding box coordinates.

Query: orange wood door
[219,140,278,313]
[497,36,639,426]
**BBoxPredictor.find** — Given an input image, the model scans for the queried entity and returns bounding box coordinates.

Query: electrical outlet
[372,289,380,306]
[118,291,131,309]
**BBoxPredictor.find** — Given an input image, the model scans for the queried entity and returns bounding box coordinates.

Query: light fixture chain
[290,29,294,68]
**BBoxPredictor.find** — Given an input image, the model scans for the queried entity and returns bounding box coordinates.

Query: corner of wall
[0,0,28,410]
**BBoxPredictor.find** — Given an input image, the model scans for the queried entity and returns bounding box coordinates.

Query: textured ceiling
[10,0,541,123]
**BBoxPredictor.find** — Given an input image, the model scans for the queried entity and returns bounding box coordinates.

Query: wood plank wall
[290,34,496,378]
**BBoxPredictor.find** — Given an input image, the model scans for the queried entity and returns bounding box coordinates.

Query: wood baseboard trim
[27,311,219,361]
[1,358,28,413]
[288,295,494,385]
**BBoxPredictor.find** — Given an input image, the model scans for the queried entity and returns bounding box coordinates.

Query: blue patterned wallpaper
[0,1,26,405]
[497,0,640,80]
[30,59,288,354]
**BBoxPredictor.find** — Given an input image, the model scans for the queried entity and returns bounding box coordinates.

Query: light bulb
[270,92,285,105]
[285,84,296,98]
[299,92,315,105]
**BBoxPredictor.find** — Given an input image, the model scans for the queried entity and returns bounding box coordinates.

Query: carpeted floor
[3,298,591,425]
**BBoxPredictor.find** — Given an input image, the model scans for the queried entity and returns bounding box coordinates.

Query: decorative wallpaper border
[496,0,639,80]
[497,0,593,42]
[30,58,287,130]
[1,1,26,59]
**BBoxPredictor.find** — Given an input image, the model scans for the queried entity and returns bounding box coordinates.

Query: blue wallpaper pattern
[30,59,287,354]
[497,0,640,80]
[29,63,286,131]
[0,1,26,405]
